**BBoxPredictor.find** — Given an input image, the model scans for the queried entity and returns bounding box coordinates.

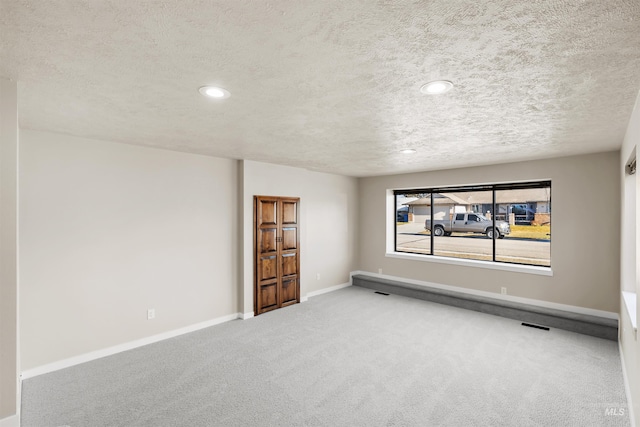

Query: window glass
[394,181,551,268]
[495,187,551,266]
[395,193,431,255]
[432,190,494,262]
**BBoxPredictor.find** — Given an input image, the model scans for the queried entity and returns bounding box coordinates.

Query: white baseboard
[241,312,254,320]
[619,340,637,427]
[305,282,351,299]
[21,312,241,380]
[350,270,618,320]
[248,281,351,313]
[0,415,19,427]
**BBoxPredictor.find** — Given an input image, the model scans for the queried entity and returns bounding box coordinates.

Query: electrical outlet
[378,268,383,275]
[147,309,155,320]
[316,273,320,281]
[501,287,507,295]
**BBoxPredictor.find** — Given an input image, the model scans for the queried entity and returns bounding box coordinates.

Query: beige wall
[359,151,621,313]
[241,160,359,315]
[19,130,239,370]
[620,91,640,426]
[0,79,19,423]
[18,133,360,372]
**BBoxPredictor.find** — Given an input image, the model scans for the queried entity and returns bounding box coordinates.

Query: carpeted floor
[21,286,630,426]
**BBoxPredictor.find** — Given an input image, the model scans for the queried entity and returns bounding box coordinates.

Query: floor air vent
[522,322,550,331]
[374,291,389,296]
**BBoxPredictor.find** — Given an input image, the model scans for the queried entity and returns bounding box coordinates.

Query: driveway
[396,222,427,234]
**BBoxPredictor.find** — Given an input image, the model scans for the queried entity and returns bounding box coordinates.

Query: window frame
[392,180,551,273]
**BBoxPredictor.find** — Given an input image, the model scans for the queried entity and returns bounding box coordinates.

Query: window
[394,181,551,267]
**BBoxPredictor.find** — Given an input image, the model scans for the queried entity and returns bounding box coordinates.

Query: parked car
[425,212,510,239]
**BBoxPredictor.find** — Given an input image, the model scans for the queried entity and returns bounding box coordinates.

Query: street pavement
[395,222,550,266]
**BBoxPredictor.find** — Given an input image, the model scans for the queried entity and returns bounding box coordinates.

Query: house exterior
[404,193,468,225]
[404,188,551,225]
[396,195,417,222]
[448,189,551,225]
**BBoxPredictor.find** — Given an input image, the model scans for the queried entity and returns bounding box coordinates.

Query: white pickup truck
[425,212,511,239]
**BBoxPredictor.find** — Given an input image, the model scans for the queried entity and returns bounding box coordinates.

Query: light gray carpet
[21,286,629,426]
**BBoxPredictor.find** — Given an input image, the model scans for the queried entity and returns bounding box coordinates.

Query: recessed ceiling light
[198,86,231,99]
[400,149,417,154]
[420,80,453,95]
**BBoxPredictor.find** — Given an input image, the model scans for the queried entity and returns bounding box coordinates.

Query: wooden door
[254,196,300,315]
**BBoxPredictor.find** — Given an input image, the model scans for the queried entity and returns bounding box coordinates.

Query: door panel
[282,253,297,276]
[254,196,300,315]
[260,228,278,253]
[260,256,278,280]
[282,228,297,250]
[260,283,278,311]
[282,201,297,224]
[281,277,298,305]
[259,200,278,225]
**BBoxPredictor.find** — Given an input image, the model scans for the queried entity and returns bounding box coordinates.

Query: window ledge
[385,251,553,276]
[622,291,637,331]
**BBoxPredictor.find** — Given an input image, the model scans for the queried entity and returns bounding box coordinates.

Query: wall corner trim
[619,340,637,427]
[21,313,241,380]
[622,291,638,331]
[0,415,19,427]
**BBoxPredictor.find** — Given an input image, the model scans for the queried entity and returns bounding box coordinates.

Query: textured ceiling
[1,0,640,177]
